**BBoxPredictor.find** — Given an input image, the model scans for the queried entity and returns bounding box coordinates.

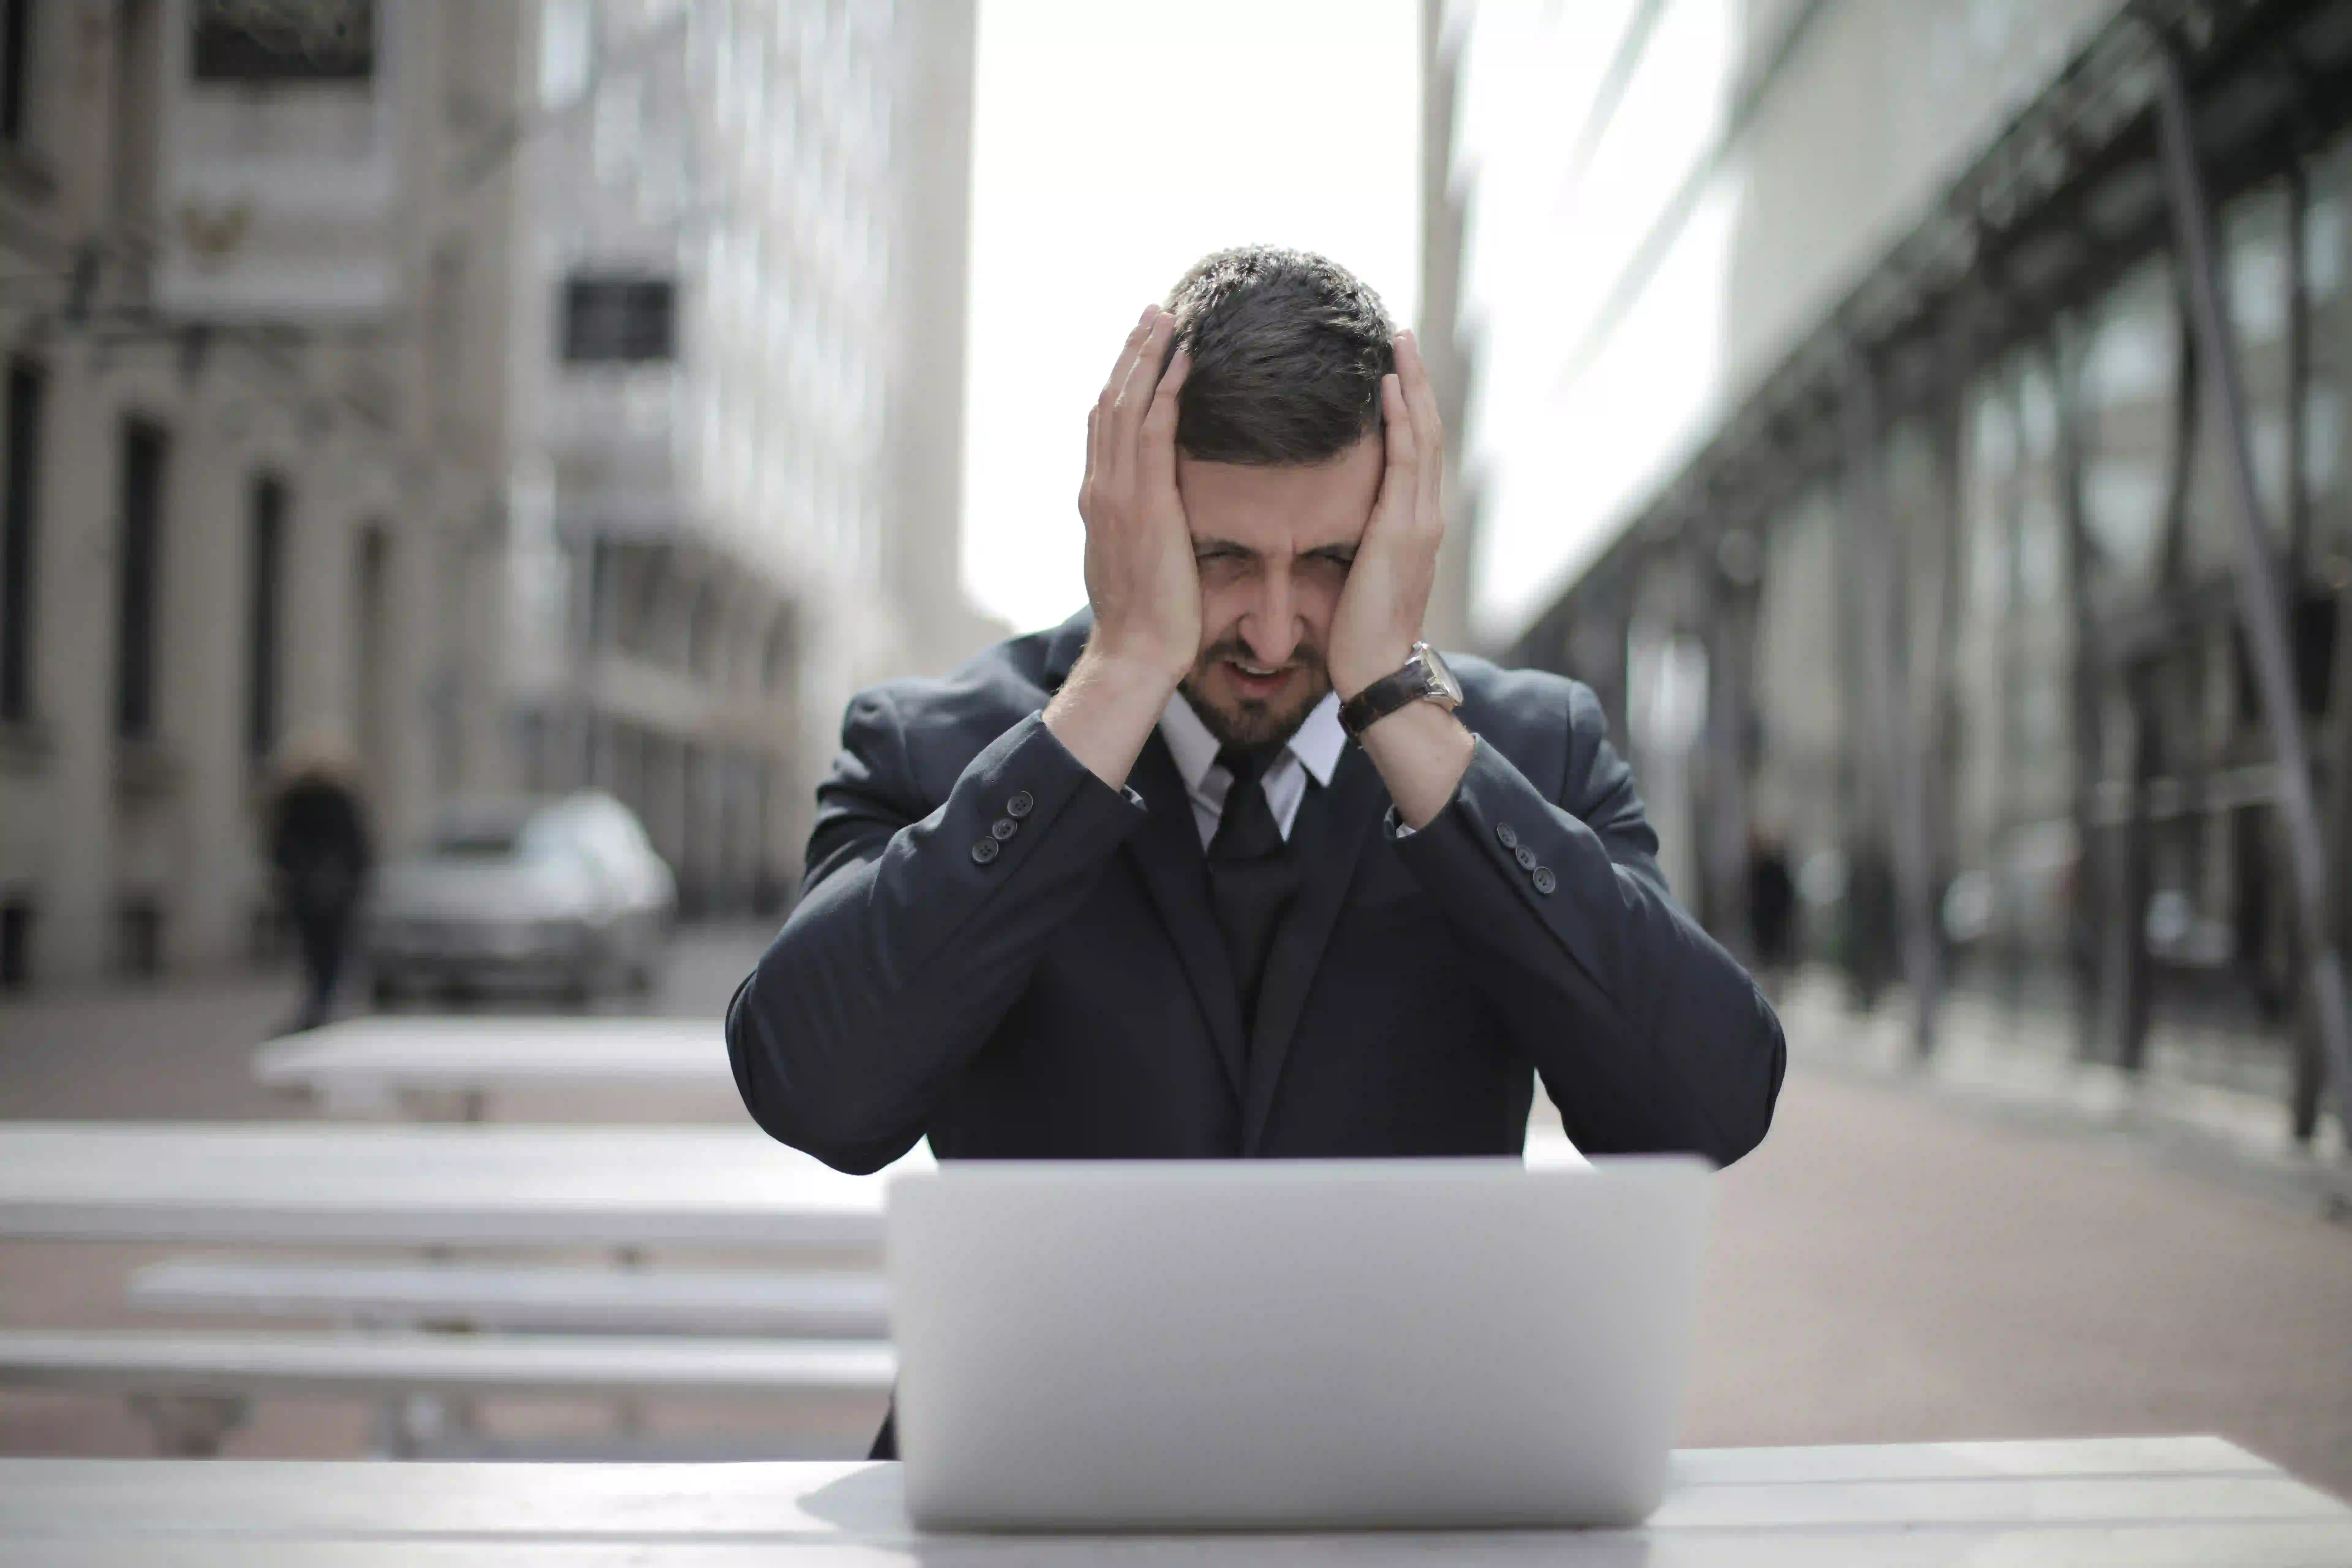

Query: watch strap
[1340,660,1431,738]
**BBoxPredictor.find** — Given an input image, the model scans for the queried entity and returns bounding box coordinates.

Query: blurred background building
[0,0,996,987]
[1447,0,2352,1143]
[507,0,998,919]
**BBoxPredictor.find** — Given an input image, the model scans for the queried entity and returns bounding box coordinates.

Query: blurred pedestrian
[1845,841,1897,1011]
[267,729,373,1033]
[1747,834,1796,1003]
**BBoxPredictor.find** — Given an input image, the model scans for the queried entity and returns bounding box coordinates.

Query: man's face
[1174,432,1384,749]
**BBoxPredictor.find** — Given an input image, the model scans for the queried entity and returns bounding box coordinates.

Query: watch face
[1417,643,1464,707]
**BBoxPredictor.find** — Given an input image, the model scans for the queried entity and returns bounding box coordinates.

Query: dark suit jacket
[728,611,1785,1174]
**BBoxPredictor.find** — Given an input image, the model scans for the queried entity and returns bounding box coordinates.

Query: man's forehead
[1175,436,1382,550]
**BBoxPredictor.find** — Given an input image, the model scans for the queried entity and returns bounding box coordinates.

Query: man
[728,247,1785,1452]
[267,729,373,1033]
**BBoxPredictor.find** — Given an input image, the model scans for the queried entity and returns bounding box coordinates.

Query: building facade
[1461,0,2352,1140]
[0,0,992,985]
[0,0,528,988]
[506,0,994,916]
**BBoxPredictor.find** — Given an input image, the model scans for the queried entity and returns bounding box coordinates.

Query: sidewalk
[1776,969,2352,1218]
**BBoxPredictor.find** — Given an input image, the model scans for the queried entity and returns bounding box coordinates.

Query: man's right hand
[1078,305,1196,678]
[1046,305,1196,788]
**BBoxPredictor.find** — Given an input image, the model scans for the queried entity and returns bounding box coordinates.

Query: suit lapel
[1241,746,1389,1152]
[1123,734,1249,1101]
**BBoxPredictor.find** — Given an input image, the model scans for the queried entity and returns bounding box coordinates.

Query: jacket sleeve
[1389,684,1785,1165]
[726,692,1148,1172]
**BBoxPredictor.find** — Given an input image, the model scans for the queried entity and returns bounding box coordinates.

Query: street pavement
[2,927,2348,1497]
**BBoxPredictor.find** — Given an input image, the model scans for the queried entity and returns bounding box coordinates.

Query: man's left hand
[1328,328,1447,702]
[1326,330,1474,829]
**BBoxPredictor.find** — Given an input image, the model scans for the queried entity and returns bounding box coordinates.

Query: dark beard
[1178,639,1333,751]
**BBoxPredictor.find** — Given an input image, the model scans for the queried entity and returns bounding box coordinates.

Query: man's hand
[1327,329,1446,702]
[1046,305,1196,788]
[1332,330,1475,830]
[1078,305,1197,680]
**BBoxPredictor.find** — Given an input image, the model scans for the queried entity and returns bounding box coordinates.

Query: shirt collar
[1159,689,1346,791]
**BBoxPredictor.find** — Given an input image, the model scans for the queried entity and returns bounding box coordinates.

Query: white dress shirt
[1158,690,1347,850]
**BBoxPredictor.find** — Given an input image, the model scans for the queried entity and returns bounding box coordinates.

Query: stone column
[376,500,438,854]
[284,430,355,748]
[33,342,119,983]
[166,387,255,967]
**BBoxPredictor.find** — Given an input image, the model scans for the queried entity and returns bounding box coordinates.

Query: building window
[245,474,285,761]
[561,275,677,364]
[115,417,168,741]
[189,0,374,83]
[117,894,163,978]
[0,0,32,144]
[0,895,29,989]
[2,357,40,722]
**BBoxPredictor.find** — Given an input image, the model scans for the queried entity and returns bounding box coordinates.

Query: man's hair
[1164,245,1396,466]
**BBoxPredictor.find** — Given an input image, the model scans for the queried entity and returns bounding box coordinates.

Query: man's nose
[1241,571,1302,667]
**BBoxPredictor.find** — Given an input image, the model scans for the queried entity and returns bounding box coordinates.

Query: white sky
[1451,0,1738,643]
[959,0,1422,637]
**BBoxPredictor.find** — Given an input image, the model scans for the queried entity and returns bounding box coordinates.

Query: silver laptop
[885,1155,1713,1531]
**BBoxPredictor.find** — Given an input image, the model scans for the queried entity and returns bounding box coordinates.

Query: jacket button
[1514,844,1537,870]
[990,817,1019,842]
[971,838,1000,865]
[1532,866,1557,895]
[1006,790,1035,820]
[1496,822,1519,850]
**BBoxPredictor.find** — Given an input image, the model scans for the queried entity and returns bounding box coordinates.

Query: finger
[1110,313,1176,482]
[1394,331,1446,519]
[1095,306,1160,481]
[1139,346,1190,496]
[1080,402,1100,519]
[1366,372,1418,545]
[1104,303,1157,389]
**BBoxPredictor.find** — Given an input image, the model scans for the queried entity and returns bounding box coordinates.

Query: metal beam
[1697,531,1757,961]
[2151,29,2352,1141]
[1555,0,1833,392]
[1844,348,1943,1052]
[1557,0,1667,211]
[2047,325,2107,1054]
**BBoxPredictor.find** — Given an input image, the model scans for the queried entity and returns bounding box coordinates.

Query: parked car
[365,792,676,1003]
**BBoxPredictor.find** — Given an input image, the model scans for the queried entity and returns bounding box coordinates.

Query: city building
[1451,0,2352,1138]
[506,0,997,916]
[0,0,531,988]
[0,0,993,985]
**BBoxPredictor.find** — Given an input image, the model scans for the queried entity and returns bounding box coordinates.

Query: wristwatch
[1339,641,1464,738]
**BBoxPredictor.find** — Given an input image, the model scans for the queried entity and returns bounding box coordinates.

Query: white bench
[128,1258,891,1338]
[251,1017,739,1120]
[0,1330,894,1457]
[0,1123,926,1251]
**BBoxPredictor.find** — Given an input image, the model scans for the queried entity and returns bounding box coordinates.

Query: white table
[0,1437,2343,1563]
[0,1124,925,1250]
[252,1017,739,1119]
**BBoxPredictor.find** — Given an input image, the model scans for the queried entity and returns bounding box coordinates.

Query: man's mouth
[1224,659,1293,697]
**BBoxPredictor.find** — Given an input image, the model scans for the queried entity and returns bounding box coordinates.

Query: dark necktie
[1206,744,1303,1042]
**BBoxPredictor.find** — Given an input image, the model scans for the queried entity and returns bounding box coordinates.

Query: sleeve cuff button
[1496,822,1519,849]
[1006,790,1035,819]
[971,839,1001,865]
[990,817,1019,842]
[1532,866,1557,895]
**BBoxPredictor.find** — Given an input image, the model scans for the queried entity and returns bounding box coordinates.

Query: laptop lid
[887,1155,1713,1531]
